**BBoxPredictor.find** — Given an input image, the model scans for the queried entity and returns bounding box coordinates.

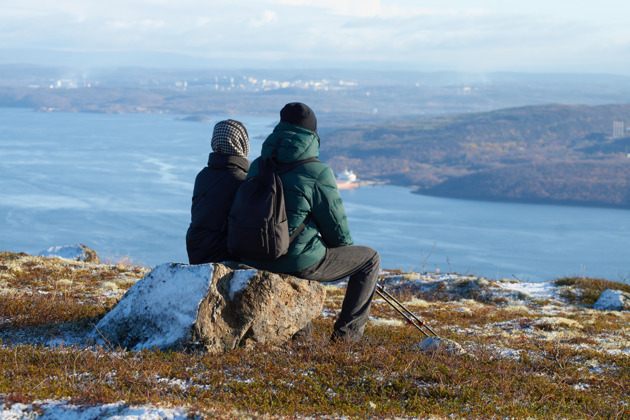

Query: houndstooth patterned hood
[211,119,249,157]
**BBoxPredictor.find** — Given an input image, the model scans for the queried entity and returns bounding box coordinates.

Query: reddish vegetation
[323,104,630,208]
[1,252,629,418]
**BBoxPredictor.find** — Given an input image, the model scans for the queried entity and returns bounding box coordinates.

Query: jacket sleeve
[311,166,354,247]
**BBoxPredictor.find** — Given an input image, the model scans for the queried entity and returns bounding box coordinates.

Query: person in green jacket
[243,102,380,342]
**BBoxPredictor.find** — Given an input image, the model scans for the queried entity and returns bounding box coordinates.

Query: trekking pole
[375,284,440,338]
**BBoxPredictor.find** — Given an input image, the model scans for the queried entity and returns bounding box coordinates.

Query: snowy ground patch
[496,280,557,301]
[0,400,191,420]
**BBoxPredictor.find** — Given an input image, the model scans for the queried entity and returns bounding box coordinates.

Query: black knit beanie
[280,102,317,133]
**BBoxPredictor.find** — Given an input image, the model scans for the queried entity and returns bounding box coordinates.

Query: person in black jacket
[186,119,250,264]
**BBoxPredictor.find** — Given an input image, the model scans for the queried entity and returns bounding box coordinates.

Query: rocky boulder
[39,244,100,263]
[593,289,630,311]
[92,263,326,352]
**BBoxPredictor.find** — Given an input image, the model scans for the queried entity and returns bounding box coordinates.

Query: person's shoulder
[294,158,330,178]
[303,162,338,188]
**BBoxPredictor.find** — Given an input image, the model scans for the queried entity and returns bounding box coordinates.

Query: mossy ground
[1,251,629,419]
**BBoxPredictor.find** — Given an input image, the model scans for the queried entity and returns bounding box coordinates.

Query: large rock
[593,289,630,311]
[93,263,326,352]
[39,244,100,263]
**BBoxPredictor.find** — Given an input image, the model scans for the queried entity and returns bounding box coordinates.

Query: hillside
[321,104,630,208]
[1,251,630,418]
[423,160,630,207]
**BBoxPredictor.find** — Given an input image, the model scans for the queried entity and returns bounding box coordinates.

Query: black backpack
[227,155,320,261]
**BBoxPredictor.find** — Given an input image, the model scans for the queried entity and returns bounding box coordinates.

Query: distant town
[3,64,630,125]
[34,74,362,93]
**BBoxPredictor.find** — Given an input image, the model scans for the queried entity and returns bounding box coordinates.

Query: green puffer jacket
[242,122,353,272]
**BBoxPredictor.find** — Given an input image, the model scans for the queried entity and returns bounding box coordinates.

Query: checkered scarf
[211,119,249,157]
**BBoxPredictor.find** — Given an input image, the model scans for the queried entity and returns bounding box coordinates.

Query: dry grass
[555,276,630,306]
[1,252,630,419]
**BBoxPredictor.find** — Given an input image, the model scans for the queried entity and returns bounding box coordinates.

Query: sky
[1,0,630,74]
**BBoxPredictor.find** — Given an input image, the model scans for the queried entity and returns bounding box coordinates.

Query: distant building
[613,121,625,139]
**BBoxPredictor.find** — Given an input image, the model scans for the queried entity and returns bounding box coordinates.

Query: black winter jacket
[186,153,249,264]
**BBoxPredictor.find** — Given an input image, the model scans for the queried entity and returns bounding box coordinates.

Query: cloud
[1,0,630,73]
[274,0,485,19]
[277,0,381,17]
[106,20,169,31]
[196,17,212,27]
[250,10,278,27]
[139,20,167,29]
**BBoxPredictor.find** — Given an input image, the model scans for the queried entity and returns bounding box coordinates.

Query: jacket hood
[260,122,320,163]
[210,119,249,158]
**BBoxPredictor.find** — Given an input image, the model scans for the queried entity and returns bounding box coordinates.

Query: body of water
[1,108,628,283]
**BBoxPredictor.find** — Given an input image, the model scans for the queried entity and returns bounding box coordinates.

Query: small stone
[413,336,466,356]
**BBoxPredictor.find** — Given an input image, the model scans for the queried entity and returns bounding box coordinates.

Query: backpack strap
[275,157,320,174]
[290,215,311,242]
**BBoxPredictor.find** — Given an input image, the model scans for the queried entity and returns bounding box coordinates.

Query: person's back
[240,121,351,272]
[186,120,250,264]
[241,103,380,342]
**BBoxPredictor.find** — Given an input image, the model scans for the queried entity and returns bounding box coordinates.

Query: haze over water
[1,108,628,283]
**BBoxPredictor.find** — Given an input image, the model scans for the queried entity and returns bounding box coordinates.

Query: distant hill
[423,160,630,208]
[321,104,630,208]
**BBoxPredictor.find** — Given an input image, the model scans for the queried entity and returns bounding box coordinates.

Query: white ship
[335,169,359,190]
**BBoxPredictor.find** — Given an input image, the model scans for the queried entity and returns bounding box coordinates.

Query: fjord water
[1,108,628,283]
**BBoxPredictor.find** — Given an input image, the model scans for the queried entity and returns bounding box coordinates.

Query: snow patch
[229,269,257,299]
[94,263,214,350]
[594,289,629,311]
[497,280,556,300]
[0,400,190,419]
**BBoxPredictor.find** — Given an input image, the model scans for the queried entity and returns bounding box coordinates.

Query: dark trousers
[290,245,380,341]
